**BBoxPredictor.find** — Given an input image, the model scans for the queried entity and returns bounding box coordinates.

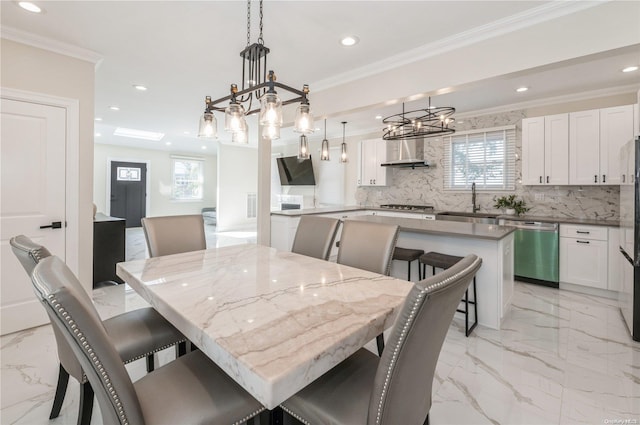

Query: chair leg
[146,354,154,372]
[176,341,187,357]
[423,413,430,425]
[407,260,411,281]
[376,333,385,356]
[464,288,470,337]
[49,364,69,419]
[77,382,94,425]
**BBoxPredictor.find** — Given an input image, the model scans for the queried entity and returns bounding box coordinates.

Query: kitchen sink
[436,211,499,225]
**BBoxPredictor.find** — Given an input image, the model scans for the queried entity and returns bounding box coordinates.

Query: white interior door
[1,98,67,335]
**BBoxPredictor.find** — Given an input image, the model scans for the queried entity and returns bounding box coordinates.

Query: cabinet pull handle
[546,176,549,184]
[576,240,590,244]
[539,176,542,184]
[602,174,606,183]
[594,175,598,183]
[576,231,590,234]
[623,174,626,183]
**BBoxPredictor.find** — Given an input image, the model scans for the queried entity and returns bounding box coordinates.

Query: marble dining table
[116,243,413,410]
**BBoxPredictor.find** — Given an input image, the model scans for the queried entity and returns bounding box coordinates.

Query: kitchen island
[271,208,515,330]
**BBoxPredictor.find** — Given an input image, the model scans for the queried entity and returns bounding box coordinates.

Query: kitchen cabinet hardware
[577,240,590,244]
[594,174,598,183]
[576,231,590,234]
[539,176,542,183]
[546,176,549,183]
[602,174,606,183]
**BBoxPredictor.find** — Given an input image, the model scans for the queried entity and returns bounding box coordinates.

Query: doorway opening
[108,160,149,228]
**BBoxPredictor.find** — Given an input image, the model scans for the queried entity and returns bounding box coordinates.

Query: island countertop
[348,214,516,241]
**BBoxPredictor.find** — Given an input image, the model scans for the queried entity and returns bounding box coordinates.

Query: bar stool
[419,251,478,337]
[392,247,424,281]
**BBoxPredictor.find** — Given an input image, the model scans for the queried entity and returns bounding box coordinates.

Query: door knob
[40,221,62,229]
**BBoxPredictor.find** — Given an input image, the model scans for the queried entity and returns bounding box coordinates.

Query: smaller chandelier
[382,97,455,141]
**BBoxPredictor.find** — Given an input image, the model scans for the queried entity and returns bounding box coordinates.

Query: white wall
[1,38,95,286]
[93,144,217,218]
[217,143,258,231]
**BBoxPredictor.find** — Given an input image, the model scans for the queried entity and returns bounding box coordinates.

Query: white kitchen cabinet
[569,109,601,185]
[560,224,608,289]
[600,105,634,185]
[522,114,569,185]
[270,215,300,252]
[569,105,634,185]
[634,103,639,137]
[358,139,389,186]
[608,227,621,292]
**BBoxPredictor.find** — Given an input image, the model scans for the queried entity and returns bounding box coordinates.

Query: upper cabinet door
[569,109,600,185]
[544,113,569,185]
[521,117,545,185]
[600,105,634,185]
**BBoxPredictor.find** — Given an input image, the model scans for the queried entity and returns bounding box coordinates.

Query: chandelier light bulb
[340,121,348,163]
[198,112,217,139]
[225,103,246,133]
[294,104,314,134]
[320,119,330,161]
[259,92,283,127]
[262,123,280,140]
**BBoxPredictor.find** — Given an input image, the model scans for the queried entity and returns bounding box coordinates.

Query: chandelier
[382,97,455,141]
[198,0,313,142]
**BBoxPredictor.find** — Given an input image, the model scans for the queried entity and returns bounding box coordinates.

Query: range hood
[380,138,430,169]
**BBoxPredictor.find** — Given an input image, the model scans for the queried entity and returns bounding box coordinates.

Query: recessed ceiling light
[95,117,102,121]
[165,142,172,146]
[375,115,382,120]
[201,146,207,150]
[109,106,120,111]
[622,66,638,73]
[95,133,101,137]
[18,2,41,13]
[516,87,528,93]
[114,127,164,141]
[183,131,191,135]
[133,84,147,91]
[340,36,359,47]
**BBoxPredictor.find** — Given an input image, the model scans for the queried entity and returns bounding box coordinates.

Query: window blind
[443,125,516,191]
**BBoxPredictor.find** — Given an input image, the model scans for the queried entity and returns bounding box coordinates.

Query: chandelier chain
[246,0,251,46]
[258,0,264,44]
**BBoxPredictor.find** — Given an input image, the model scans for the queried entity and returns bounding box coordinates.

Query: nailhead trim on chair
[47,294,130,425]
[374,257,482,425]
[232,407,267,425]
[122,339,188,364]
[280,405,311,425]
[384,231,400,276]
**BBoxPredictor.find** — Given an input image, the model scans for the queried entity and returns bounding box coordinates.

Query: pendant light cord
[324,119,327,139]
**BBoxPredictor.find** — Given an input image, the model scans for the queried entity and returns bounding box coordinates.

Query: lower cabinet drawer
[559,237,608,289]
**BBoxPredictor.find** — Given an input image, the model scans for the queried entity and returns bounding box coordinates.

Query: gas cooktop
[379,204,435,211]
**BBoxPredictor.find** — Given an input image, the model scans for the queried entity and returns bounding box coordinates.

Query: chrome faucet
[471,182,479,213]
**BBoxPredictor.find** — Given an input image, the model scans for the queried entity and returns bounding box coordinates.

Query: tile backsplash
[355,109,619,220]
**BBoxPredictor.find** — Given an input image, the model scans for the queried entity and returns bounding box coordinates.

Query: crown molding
[312,0,606,92]
[454,83,640,119]
[1,26,103,66]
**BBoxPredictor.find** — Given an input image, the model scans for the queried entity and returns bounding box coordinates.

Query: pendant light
[320,119,330,161]
[298,134,309,159]
[340,121,348,163]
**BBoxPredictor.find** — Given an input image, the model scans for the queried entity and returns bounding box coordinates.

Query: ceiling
[2,1,639,154]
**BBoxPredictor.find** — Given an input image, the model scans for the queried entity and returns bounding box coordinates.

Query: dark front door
[110,161,147,228]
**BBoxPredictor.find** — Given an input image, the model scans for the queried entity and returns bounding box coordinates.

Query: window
[443,126,516,191]
[172,157,204,200]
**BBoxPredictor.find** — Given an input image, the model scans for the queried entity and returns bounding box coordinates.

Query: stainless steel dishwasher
[502,220,559,287]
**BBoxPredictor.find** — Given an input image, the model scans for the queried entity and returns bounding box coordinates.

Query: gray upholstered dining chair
[141,214,206,258]
[280,254,482,425]
[291,215,341,260]
[30,255,265,425]
[10,235,186,425]
[337,220,399,355]
[336,220,399,276]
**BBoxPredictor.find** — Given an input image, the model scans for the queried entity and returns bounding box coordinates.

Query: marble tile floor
[2,266,639,423]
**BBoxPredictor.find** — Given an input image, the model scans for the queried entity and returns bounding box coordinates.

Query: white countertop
[349,215,516,241]
[116,244,412,409]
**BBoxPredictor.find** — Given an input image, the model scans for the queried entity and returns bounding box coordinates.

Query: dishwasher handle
[503,220,558,232]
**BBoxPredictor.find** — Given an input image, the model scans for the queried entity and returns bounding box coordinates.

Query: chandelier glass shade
[382,98,455,141]
[197,110,217,139]
[198,0,312,142]
[320,119,330,161]
[340,121,348,163]
[298,134,309,159]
